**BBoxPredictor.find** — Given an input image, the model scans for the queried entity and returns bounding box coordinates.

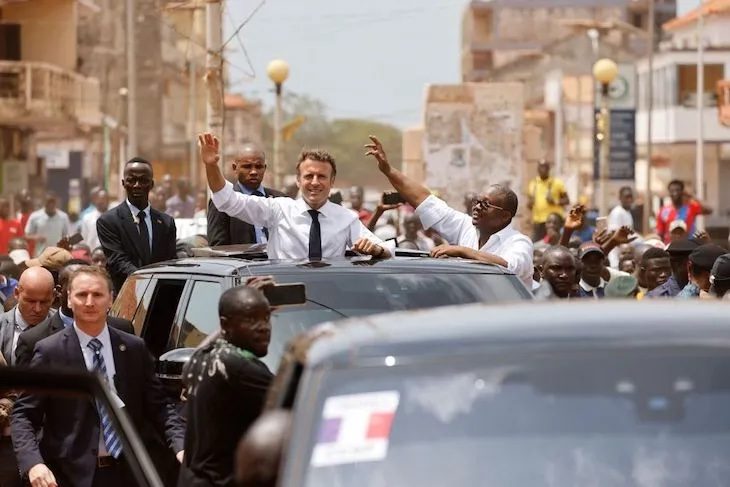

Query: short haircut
[126,157,153,167]
[546,212,564,226]
[619,186,633,196]
[296,149,337,177]
[219,285,268,318]
[64,258,92,268]
[642,247,670,266]
[543,245,575,263]
[668,179,684,191]
[67,265,113,293]
[489,184,518,218]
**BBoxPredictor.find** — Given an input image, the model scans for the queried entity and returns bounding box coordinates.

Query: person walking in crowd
[178,279,275,487]
[151,187,168,213]
[349,186,372,225]
[527,159,569,241]
[677,244,726,299]
[640,247,673,295]
[645,238,699,298]
[97,157,178,294]
[398,214,435,251]
[91,247,107,268]
[200,133,390,260]
[11,266,185,487]
[656,180,712,244]
[80,190,110,250]
[207,143,286,246]
[166,179,196,218]
[577,243,607,298]
[534,246,577,300]
[541,213,564,245]
[365,135,533,288]
[710,254,730,299]
[14,261,134,367]
[0,198,23,255]
[24,194,70,257]
[608,187,635,231]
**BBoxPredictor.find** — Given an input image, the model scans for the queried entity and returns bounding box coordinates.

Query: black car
[109,252,532,371]
[251,301,730,487]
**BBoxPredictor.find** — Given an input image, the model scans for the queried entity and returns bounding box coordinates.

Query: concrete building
[636,0,730,234]
[219,93,263,183]
[461,0,676,82]
[0,0,102,211]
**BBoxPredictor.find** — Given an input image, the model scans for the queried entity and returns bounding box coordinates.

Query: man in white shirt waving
[365,136,533,288]
[199,133,391,260]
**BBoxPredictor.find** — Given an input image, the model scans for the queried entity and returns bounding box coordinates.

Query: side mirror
[156,348,196,395]
[236,409,292,487]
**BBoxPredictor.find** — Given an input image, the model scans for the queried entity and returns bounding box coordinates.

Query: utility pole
[206,0,224,172]
[644,0,655,234]
[696,0,706,230]
[125,0,137,158]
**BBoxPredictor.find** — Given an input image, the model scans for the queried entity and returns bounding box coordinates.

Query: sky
[226,0,699,130]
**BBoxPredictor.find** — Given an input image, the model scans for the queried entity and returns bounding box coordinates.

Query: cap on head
[605,274,638,298]
[689,244,726,271]
[711,254,730,282]
[669,220,687,233]
[579,242,604,260]
[666,238,700,255]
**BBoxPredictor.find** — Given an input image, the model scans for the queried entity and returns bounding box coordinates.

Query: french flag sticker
[311,391,400,467]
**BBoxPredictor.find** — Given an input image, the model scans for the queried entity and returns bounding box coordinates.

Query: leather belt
[97,456,119,468]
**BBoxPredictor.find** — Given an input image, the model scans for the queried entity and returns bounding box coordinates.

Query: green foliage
[262,92,402,189]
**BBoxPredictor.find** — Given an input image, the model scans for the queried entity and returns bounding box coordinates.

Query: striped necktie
[87,338,123,458]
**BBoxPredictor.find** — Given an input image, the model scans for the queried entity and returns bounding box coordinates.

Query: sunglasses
[474,198,506,213]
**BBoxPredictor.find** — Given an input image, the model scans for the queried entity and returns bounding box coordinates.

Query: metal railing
[0,60,101,126]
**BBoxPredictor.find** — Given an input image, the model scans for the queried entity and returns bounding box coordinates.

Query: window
[109,275,151,335]
[178,281,223,348]
[140,279,187,358]
[677,64,724,107]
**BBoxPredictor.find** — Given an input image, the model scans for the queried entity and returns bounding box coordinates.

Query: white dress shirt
[415,195,533,288]
[126,200,152,250]
[74,323,118,455]
[237,182,268,244]
[80,208,102,250]
[211,181,390,259]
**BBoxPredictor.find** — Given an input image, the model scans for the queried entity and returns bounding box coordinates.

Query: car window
[109,275,151,335]
[178,281,223,348]
[141,279,187,358]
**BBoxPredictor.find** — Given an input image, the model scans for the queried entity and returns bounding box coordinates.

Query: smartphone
[596,217,608,233]
[382,191,406,205]
[263,283,306,306]
[67,232,84,245]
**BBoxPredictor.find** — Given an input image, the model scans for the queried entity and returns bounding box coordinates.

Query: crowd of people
[0,131,729,487]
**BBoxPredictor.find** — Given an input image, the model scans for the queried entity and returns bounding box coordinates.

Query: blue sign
[593,109,636,180]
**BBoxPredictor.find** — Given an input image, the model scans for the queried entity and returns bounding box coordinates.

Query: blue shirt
[645,275,682,298]
[677,282,701,299]
[126,200,152,250]
[58,309,74,328]
[237,182,268,244]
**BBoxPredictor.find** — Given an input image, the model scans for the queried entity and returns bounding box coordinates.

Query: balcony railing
[0,60,101,128]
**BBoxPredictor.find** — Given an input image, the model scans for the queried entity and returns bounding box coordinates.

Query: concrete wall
[3,0,77,71]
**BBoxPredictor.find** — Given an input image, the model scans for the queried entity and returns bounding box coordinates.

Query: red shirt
[0,218,23,254]
[357,209,373,225]
[656,200,702,244]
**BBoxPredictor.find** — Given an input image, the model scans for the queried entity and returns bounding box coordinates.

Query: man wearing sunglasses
[366,136,533,289]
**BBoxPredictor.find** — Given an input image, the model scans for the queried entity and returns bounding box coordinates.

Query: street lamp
[593,58,618,216]
[267,59,290,189]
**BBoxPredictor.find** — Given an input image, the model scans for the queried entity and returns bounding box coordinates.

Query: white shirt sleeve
[414,195,473,245]
[210,180,277,227]
[25,214,36,235]
[498,235,534,287]
[348,221,395,252]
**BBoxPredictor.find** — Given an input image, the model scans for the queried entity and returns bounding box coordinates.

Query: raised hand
[612,225,637,245]
[693,230,711,243]
[564,204,585,231]
[364,135,392,174]
[198,133,220,166]
[593,228,612,246]
[245,275,276,291]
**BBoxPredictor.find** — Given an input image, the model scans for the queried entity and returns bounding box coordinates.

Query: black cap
[666,238,700,255]
[689,244,726,271]
[711,254,730,282]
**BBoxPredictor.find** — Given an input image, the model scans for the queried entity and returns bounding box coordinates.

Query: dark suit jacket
[207,185,285,246]
[10,326,185,487]
[0,307,52,366]
[97,202,177,293]
[14,313,135,367]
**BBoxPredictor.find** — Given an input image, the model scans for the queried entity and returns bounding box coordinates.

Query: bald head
[235,410,291,487]
[15,267,55,326]
[219,286,269,318]
[233,144,267,191]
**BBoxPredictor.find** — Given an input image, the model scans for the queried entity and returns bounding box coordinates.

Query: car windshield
[296,348,730,487]
[261,272,529,369]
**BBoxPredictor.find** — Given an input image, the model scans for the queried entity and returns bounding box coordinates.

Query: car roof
[300,301,730,368]
[132,255,515,278]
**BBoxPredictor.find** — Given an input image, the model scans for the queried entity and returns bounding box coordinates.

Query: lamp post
[593,58,618,216]
[267,59,290,190]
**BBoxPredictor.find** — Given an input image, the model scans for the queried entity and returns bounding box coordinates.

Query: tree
[262,92,402,190]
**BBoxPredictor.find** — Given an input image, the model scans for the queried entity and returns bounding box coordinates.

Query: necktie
[308,209,322,260]
[252,191,269,240]
[87,338,123,458]
[137,210,151,259]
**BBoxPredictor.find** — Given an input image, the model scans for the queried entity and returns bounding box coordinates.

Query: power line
[221,0,267,51]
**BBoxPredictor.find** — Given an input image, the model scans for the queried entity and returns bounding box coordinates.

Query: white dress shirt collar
[14,307,31,332]
[481,224,518,251]
[294,198,337,219]
[126,200,151,218]
[580,278,607,292]
[238,182,265,196]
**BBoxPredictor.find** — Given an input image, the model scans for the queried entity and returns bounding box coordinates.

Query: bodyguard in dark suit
[97,157,177,294]
[15,261,134,367]
[207,143,285,246]
[11,266,185,487]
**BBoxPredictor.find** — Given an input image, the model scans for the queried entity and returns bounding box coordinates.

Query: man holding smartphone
[365,136,533,289]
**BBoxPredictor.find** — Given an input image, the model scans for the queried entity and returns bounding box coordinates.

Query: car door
[175,279,225,349]
[135,275,190,359]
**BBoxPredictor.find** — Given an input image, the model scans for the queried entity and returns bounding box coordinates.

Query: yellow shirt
[528,176,566,223]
